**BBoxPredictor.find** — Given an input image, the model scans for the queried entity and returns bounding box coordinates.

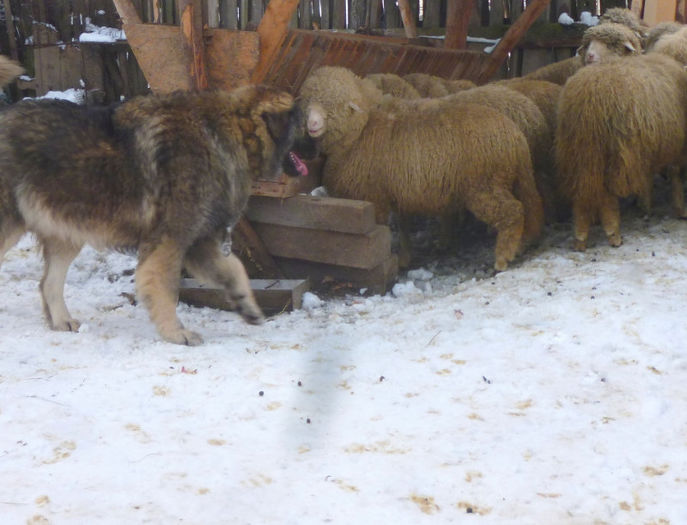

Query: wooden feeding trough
[111,0,551,310]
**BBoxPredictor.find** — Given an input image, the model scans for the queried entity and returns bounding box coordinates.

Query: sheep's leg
[397,215,412,269]
[599,191,622,248]
[668,165,686,218]
[466,189,524,272]
[572,200,593,252]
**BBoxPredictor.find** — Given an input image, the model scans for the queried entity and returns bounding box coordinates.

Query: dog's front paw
[51,318,81,332]
[162,329,204,346]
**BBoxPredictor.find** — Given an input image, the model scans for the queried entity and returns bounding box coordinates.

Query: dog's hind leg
[184,238,264,325]
[137,237,203,346]
[0,222,25,266]
[40,238,82,332]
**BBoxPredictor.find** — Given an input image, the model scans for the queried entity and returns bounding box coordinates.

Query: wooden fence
[0,0,681,101]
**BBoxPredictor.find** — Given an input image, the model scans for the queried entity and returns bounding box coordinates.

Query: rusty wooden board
[206,28,260,89]
[262,29,491,92]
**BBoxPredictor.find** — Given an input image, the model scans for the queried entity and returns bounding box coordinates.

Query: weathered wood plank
[205,29,260,89]
[247,195,377,234]
[179,278,310,314]
[252,223,392,269]
[276,255,398,295]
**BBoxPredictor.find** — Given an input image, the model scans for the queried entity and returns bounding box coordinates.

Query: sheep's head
[298,66,372,152]
[578,23,641,65]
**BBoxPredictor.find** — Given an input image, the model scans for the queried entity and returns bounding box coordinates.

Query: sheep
[555,51,687,251]
[578,22,642,65]
[524,22,642,85]
[402,73,450,97]
[598,7,648,45]
[651,26,687,65]
[365,73,421,99]
[494,77,566,221]
[298,66,544,271]
[646,21,683,51]
[524,56,582,85]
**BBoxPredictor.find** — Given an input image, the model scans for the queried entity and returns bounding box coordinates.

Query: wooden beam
[476,0,551,84]
[679,0,687,23]
[445,0,475,50]
[397,0,418,38]
[251,0,301,84]
[112,0,143,24]
[178,0,208,90]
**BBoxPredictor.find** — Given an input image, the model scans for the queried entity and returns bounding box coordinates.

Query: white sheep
[298,66,544,270]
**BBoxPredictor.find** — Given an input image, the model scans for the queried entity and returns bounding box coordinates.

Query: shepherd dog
[0,61,308,345]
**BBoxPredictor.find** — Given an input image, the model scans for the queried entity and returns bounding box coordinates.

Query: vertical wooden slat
[678,0,687,23]
[331,0,347,28]
[3,0,19,61]
[423,0,441,28]
[178,0,208,90]
[383,0,400,28]
[251,0,301,82]
[397,0,418,37]
[112,0,144,24]
[445,0,474,49]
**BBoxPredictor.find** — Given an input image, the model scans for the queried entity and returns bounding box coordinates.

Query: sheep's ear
[623,40,637,54]
[348,101,363,113]
[575,44,585,56]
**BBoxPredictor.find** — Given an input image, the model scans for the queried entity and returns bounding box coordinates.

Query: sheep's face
[582,38,637,65]
[307,102,327,137]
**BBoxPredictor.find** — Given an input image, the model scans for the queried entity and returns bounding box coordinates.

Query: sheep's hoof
[607,233,622,247]
[572,239,587,252]
[493,258,508,272]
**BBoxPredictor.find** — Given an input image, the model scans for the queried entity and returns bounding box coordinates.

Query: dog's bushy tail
[0,55,24,87]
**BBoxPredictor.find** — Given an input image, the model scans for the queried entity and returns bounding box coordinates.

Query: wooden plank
[249,170,319,197]
[397,0,418,38]
[251,0,301,83]
[252,223,392,269]
[445,0,474,49]
[476,0,552,84]
[232,219,285,278]
[112,0,143,24]
[123,24,193,93]
[276,255,398,295]
[205,28,260,89]
[246,195,377,234]
[642,0,677,25]
[179,0,208,90]
[179,278,310,314]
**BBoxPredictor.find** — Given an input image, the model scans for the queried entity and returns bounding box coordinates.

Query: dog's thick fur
[0,85,304,345]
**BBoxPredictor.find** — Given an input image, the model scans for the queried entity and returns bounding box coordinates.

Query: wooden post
[445,0,475,49]
[178,0,208,90]
[251,0,301,83]
[112,0,143,24]
[678,0,687,23]
[3,0,19,61]
[476,0,551,84]
[397,0,418,38]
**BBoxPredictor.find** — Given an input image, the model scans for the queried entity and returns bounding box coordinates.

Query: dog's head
[235,86,309,180]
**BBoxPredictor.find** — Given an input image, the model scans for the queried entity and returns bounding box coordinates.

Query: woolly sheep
[298,66,544,270]
[524,56,582,85]
[646,21,683,51]
[402,73,450,97]
[651,26,687,66]
[555,52,687,250]
[524,22,642,85]
[598,7,647,44]
[365,73,421,99]
[578,22,642,65]
[495,78,566,221]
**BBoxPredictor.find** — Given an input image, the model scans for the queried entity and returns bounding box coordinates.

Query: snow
[2,195,687,522]
[78,17,126,43]
[558,12,575,26]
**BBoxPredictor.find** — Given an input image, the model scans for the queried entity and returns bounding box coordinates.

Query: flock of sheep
[294,8,687,271]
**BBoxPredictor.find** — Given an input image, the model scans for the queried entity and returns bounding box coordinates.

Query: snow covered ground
[2,201,687,524]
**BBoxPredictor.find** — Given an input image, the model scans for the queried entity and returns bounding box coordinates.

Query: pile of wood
[245,193,398,295]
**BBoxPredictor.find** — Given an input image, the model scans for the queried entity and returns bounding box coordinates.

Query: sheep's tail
[0,55,23,87]
[514,164,545,244]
